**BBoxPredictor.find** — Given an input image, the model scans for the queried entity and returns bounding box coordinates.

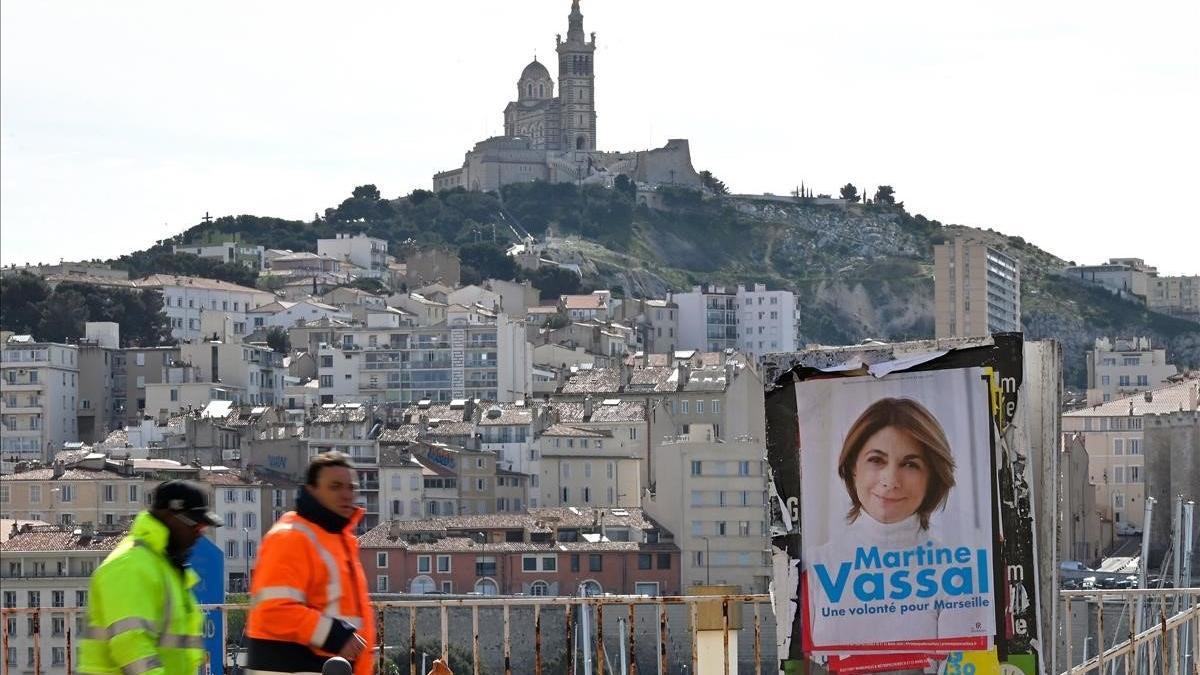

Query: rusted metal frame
[33,609,41,675]
[627,602,637,675]
[2,608,11,675]
[721,598,730,675]
[440,604,449,662]
[657,601,668,675]
[503,604,511,675]
[409,605,417,675]
[1064,597,1073,674]
[472,605,480,675]
[753,600,762,675]
[565,603,575,675]
[595,602,605,675]
[1097,600,1105,675]
[534,604,543,675]
[689,602,698,675]
[375,605,384,675]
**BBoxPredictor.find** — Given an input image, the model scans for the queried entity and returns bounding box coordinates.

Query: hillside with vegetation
[7,179,1193,386]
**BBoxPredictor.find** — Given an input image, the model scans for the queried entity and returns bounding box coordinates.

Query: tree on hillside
[348,277,388,295]
[873,185,898,205]
[458,242,518,284]
[331,184,394,223]
[0,273,50,333]
[839,183,860,202]
[113,250,259,287]
[37,290,87,343]
[525,266,582,300]
[699,170,729,196]
[265,327,291,354]
[614,174,636,199]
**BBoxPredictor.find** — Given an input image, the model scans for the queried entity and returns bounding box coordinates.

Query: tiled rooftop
[1,524,129,553]
[1064,377,1200,417]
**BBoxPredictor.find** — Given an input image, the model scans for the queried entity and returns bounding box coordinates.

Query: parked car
[1115,522,1143,536]
[1060,560,1091,572]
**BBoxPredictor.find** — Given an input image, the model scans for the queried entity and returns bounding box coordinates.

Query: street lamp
[242,527,250,593]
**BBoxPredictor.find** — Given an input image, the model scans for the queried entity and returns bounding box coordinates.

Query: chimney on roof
[8,522,17,540]
[418,415,429,437]
[52,460,65,479]
[724,361,736,385]
[1190,383,1199,412]
[678,363,691,388]
[388,519,400,540]
[583,396,594,421]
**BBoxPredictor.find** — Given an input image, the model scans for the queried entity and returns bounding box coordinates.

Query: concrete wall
[1143,410,1200,570]
[374,599,775,675]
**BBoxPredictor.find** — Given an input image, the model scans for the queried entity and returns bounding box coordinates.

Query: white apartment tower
[1,336,79,468]
[735,283,800,356]
[934,237,1021,339]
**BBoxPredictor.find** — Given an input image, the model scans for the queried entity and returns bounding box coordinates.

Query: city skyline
[2,0,1198,274]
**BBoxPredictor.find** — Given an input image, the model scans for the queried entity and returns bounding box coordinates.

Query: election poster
[798,367,996,651]
[764,334,1044,675]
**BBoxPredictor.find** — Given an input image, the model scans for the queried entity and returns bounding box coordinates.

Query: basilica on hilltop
[433,0,701,193]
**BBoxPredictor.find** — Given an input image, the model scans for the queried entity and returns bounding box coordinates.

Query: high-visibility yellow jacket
[79,511,206,675]
[245,504,375,675]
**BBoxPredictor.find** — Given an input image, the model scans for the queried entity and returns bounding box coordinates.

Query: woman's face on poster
[853,426,930,524]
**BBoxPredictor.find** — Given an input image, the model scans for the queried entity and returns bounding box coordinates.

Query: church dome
[518,59,553,101]
[520,59,551,82]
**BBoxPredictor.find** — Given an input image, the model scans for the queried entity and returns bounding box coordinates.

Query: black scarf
[296,487,351,534]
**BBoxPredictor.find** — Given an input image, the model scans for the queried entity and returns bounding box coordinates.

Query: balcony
[1,399,41,413]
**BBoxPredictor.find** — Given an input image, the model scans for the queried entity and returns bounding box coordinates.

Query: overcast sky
[2,0,1197,274]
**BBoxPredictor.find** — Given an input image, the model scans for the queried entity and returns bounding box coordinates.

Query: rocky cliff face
[545,194,1198,387]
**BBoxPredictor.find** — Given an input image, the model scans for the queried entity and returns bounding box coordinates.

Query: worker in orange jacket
[245,452,376,675]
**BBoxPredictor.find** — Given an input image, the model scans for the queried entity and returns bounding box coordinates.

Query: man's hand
[338,633,367,660]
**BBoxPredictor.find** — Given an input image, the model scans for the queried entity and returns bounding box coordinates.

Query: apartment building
[559,291,612,322]
[309,305,531,405]
[735,283,800,356]
[318,233,389,276]
[75,324,121,444]
[1147,274,1200,320]
[608,298,680,355]
[118,346,181,425]
[307,402,383,531]
[1064,258,1154,299]
[646,430,770,593]
[535,422,641,509]
[934,237,1022,338]
[1085,337,1178,405]
[379,446,425,522]
[358,508,679,596]
[1,336,79,467]
[1061,378,1200,536]
[173,240,266,270]
[0,462,145,528]
[477,401,539,476]
[138,274,276,343]
[416,456,459,517]
[0,523,126,673]
[247,300,350,331]
[207,472,269,592]
[672,285,739,352]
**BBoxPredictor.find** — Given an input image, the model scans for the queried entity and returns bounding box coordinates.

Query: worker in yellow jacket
[80,480,223,675]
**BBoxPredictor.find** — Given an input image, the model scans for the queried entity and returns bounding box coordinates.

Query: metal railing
[1060,588,1200,675]
[0,593,773,675]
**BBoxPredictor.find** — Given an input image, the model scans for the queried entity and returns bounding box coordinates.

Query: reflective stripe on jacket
[79,511,205,675]
[246,507,375,675]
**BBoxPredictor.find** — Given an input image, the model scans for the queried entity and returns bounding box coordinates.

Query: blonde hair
[836,397,956,529]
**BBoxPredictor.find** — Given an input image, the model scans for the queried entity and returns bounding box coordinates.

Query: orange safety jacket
[245,495,375,675]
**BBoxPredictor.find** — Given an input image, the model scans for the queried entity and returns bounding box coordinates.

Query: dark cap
[152,480,223,527]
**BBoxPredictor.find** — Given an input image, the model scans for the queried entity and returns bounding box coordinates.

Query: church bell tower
[556,0,597,152]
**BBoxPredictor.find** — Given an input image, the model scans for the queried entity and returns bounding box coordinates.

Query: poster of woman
[799,366,996,651]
